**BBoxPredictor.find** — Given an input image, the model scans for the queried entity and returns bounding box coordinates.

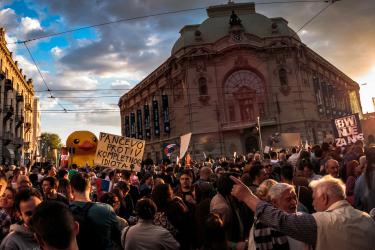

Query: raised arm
[230,176,317,245]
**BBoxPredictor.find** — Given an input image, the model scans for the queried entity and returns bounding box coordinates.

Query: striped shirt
[255,201,317,246]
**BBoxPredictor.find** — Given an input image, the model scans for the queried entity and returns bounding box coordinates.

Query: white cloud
[146,35,161,47]
[51,46,62,57]
[0,8,18,30]
[111,79,132,87]
[13,55,42,84]
[76,38,95,47]
[20,17,42,33]
[5,34,18,51]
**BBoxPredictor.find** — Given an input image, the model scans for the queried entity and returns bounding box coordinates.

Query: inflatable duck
[66,131,98,167]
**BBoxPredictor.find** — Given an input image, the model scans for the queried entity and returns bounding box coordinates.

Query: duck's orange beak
[78,141,95,151]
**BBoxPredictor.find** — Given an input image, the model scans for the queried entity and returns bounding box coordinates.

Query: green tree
[40,133,62,162]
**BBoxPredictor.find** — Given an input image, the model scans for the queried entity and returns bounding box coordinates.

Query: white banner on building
[179,132,192,159]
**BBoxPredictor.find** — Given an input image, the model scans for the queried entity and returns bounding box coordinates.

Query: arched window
[279,68,288,86]
[198,77,208,96]
[224,70,265,122]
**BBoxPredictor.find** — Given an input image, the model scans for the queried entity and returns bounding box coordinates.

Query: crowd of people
[0,141,375,250]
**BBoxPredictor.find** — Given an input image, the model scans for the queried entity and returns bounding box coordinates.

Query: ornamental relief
[234,55,248,67]
[195,61,206,73]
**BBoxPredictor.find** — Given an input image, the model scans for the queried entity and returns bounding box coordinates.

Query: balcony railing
[16,115,24,127]
[221,117,277,131]
[25,122,32,130]
[25,103,32,111]
[3,105,14,120]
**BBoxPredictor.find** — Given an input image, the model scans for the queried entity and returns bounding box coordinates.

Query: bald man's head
[325,159,339,178]
[200,167,213,181]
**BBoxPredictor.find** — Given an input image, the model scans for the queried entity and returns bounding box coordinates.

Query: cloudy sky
[1,0,374,143]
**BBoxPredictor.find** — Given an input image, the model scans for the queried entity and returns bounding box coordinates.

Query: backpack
[70,202,104,250]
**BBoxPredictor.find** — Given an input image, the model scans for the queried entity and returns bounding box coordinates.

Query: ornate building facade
[0,28,36,166]
[119,2,362,161]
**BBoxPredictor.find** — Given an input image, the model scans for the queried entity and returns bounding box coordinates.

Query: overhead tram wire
[30,0,337,97]
[9,0,327,45]
[24,0,335,115]
[295,0,338,33]
[23,42,68,112]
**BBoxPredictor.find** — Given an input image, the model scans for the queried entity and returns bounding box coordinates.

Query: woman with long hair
[345,160,361,205]
[354,146,375,212]
[200,213,228,250]
[0,187,17,241]
[152,183,192,250]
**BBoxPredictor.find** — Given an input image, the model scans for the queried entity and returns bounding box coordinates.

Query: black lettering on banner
[117,147,124,154]
[96,132,145,171]
[136,142,144,150]
[103,133,111,143]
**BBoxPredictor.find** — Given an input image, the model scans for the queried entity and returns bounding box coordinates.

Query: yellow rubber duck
[66,131,98,167]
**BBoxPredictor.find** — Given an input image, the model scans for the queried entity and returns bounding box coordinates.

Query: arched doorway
[245,136,259,153]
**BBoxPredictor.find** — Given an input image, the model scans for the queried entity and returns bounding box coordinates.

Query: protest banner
[280,133,301,147]
[332,113,364,147]
[179,132,192,159]
[94,132,145,171]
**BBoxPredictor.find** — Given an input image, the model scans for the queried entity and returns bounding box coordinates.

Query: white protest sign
[281,133,301,148]
[179,132,192,159]
[94,132,145,171]
[332,113,364,147]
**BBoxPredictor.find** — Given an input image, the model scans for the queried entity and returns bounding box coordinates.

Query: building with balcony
[0,27,36,166]
[118,2,362,161]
